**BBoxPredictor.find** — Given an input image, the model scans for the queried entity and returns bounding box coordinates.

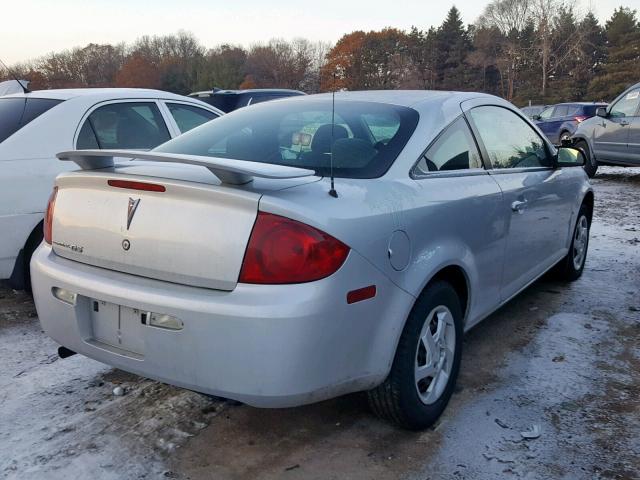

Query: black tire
[554,204,590,281]
[575,140,597,178]
[559,131,571,144]
[367,280,463,430]
[23,224,44,293]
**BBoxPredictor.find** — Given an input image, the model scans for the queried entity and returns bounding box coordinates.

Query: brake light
[108,179,166,192]
[44,186,58,245]
[574,115,588,123]
[239,212,350,284]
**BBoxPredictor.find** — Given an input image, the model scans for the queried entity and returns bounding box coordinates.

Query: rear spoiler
[56,149,315,185]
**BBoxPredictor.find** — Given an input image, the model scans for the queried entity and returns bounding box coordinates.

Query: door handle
[511,200,527,213]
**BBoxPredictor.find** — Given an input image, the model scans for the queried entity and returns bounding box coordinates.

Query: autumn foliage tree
[115,54,161,89]
[321,29,410,91]
[3,4,639,105]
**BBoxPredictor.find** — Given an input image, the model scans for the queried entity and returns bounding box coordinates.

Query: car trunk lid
[51,171,261,290]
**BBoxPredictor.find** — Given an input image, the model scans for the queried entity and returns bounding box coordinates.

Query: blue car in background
[534,102,607,145]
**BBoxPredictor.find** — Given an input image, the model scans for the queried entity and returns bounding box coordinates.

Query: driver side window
[539,107,554,120]
[610,88,640,118]
[469,106,552,169]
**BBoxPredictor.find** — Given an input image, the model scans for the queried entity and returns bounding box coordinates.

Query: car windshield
[154,99,419,178]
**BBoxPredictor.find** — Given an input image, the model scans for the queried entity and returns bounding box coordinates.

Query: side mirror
[556,146,586,168]
[532,114,541,121]
[596,106,608,118]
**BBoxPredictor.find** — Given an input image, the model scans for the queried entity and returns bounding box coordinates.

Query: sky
[1,0,637,65]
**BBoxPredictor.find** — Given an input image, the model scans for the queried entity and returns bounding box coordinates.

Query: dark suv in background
[573,82,640,177]
[534,102,607,145]
[188,88,305,113]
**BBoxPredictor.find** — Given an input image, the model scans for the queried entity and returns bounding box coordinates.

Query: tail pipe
[58,346,76,359]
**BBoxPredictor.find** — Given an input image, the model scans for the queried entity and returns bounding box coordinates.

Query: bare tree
[479,0,532,100]
[530,0,581,97]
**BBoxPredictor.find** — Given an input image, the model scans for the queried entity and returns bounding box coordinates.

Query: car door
[409,116,505,324]
[593,87,640,162]
[623,96,640,165]
[0,97,66,280]
[545,105,569,143]
[466,105,574,301]
[535,106,555,139]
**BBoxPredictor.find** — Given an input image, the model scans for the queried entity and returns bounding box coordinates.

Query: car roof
[288,90,496,108]
[1,88,196,102]
[192,88,305,96]
[554,102,608,106]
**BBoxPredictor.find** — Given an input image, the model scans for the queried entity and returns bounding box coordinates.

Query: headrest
[311,124,348,153]
[332,138,378,168]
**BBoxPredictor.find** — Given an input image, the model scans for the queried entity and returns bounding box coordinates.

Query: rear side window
[167,103,218,133]
[155,99,419,179]
[0,97,63,143]
[77,102,170,150]
[470,106,552,169]
[414,117,482,174]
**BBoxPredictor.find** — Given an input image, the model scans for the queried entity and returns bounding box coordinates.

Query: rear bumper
[31,245,414,407]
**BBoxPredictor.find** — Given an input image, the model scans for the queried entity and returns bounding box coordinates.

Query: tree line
[3,1,639,105]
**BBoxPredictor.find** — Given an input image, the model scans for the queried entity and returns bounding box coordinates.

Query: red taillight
[107,179,166,192]
[44,186,58,245]
[239,212,350,284]
[574,115,588,123]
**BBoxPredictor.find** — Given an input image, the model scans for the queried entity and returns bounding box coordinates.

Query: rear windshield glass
[0,97,63,143]
[581,105,601,116]
[155,99,419,178]
[207,94,240,113]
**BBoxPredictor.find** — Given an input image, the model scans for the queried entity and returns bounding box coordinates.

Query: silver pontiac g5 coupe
[31,91,593,430]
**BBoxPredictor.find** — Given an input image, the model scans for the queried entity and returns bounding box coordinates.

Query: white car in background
[0,88,222,290]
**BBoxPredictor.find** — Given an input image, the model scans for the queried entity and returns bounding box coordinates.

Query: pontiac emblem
[127,198,140,230]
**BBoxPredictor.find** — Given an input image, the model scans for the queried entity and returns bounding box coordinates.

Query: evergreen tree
[545,6,583,102]
[588,7,640,100]
[571,12,607,100]
[435,6,472,90]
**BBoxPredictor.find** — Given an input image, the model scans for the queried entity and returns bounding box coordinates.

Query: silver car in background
[573,81,640,177]
[31,91,593,430]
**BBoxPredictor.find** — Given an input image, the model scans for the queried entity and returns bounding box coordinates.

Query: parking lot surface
[1,167,639,480]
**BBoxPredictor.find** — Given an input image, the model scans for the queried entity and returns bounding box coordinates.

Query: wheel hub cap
[573,215,589,270]
[415,305,456,405]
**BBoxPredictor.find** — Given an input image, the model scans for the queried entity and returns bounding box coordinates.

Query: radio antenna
[0,58,29,93]
[328,73,338,198]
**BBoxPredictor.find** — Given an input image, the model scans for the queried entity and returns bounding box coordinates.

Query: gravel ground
[1,166,638,480]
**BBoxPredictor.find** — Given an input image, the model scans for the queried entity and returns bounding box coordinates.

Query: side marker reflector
[347,285,377,304]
